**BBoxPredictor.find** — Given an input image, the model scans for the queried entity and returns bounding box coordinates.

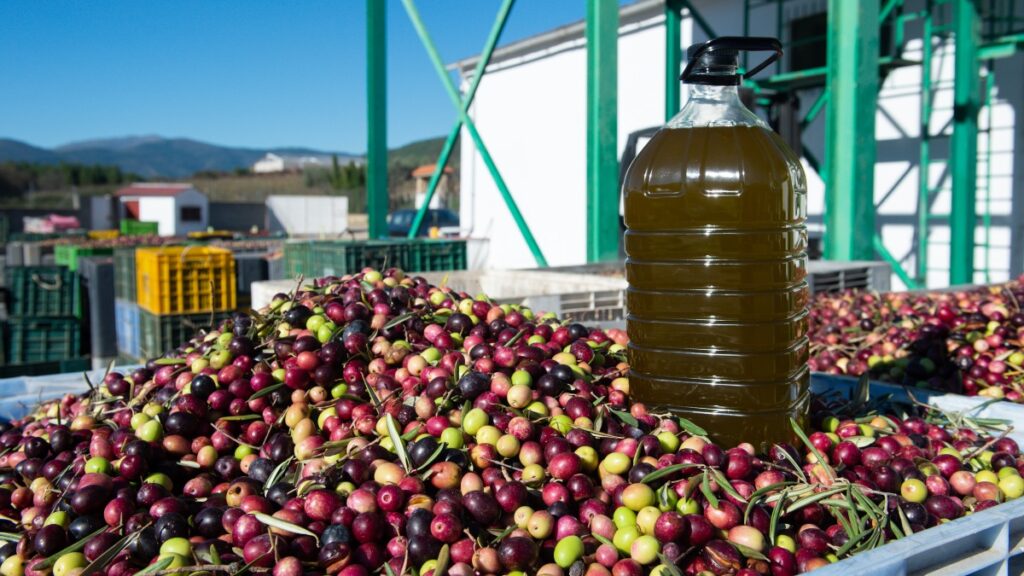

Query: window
[789,12,892,73]
[180,206,202,222]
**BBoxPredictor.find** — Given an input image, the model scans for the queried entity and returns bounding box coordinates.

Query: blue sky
[0,1,606,153]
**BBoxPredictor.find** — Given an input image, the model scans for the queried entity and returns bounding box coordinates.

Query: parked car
[388,209,459,237]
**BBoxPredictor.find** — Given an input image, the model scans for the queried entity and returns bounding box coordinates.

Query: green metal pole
[982,68,994,283]
[665,0,682,121]
[407,0,515,239]
[587,0,619,263]
[366,0,388,239]
[824,0,878,261]
[874,234,920,289]
[800,87,829,129]
[401,0,548,267]
[950,0,980,284]
[917,5,932,283]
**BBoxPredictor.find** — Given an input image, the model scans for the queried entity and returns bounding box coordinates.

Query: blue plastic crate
[810,374,1024,574]
[0,365,139,421]
[114,298,140,360]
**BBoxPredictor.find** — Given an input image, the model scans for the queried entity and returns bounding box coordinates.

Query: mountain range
[0,135,362,178]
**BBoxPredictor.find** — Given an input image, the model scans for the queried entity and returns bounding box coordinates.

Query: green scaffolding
[668,0,1024,287]
[365,0,1023,276]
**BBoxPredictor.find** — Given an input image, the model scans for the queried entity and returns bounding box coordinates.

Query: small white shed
[115,183,209,236]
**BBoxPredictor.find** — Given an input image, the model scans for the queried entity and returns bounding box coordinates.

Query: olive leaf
[504,328,527,347]
[82,527,141,576]
[386,414,412,472]
[37,525,107,569]
[264,456,295,493]
[640,463,698,485]
[675,416,708,437]
[219,414,261,421]
[250,382,285,400]
[435,543,451,576]
[607,408,639,428]
[383,312,416,331]
[657,555,685,576]
[711,469,747,503]
[700,471,719,508]
[253,512,319,542]
[132,555,174,576]
[731,541,769,561]
[791,417,835,481]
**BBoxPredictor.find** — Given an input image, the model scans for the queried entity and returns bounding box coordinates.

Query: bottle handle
[681,36,783,82]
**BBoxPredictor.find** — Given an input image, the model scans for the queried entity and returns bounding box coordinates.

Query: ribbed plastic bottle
[623,37,810,449]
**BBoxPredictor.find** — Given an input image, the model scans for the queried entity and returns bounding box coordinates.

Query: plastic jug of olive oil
[623,37,809,449]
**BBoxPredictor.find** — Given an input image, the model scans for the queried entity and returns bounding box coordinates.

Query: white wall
[138,197,177,236]
[266,195,349,236]
[460,13,670,270]
[457,0,1023,288]
[173,188,210,236]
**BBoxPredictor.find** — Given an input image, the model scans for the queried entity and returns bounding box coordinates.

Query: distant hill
[0,135,361,179]
[0,139,60,164]
[388,136,459,169]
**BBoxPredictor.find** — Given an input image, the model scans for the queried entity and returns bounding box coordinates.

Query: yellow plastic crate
[87,229,120,240]
[135,246,236,315]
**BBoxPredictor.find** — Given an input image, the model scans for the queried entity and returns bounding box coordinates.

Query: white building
[115,183,209,236]
[266,195,349,236]
[252,153,337,174]
[452,0,1024,289]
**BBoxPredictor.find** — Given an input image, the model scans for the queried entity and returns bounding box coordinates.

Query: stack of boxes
[2,265,86,376]
[121,246,236,360]
[282,238,468,279]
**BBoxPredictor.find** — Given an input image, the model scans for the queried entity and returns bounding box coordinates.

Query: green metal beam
[874,234,921,289]
[978,36,1024,60]
[401,0,548,266]
[587,0,619,263]
[679,0,717,39]
[799,87,829,129]
[950,0,980,284]
[407,0,515,239]
[665,0,683,121]
[824,0,879,261]
[917,4,933,283]
[366,0,388,239]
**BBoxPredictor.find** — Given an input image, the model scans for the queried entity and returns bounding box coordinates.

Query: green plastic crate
[0,358,90,379]
[308,241,406,277]
[138,309,231,359]
[401,239,468,272]
[6,266,81,318]
[7,317,81,364]
[114,247,137,301]
[120,220,159,236]
[54,245,115,272]
[9,232,61,242]
[283,241,312,279]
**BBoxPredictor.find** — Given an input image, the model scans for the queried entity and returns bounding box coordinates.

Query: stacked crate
[130,247,236,360]
[120,220,159,236]
[2,265,84,373]
[54,244,115,272]
[282,238,468,279]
